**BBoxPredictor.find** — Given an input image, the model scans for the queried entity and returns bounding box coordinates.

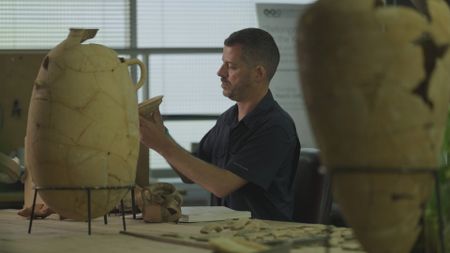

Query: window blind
[137,1,254,48]
[149,53,234,115]
[137,0,312,48]
[0,0,130,49]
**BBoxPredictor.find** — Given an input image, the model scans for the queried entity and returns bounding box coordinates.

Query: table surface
[0,209,365,253]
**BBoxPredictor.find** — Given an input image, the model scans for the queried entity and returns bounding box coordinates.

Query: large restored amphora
[297,0,450,252]
[25,29,146,220]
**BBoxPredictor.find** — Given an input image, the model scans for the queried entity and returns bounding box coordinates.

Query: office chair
[292,148,334,224]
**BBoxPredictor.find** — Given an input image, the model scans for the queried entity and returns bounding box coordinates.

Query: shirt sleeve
[226,125,296,190]
[196,128,212,162]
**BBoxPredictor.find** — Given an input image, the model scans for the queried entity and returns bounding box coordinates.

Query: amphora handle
[124,58,147,90]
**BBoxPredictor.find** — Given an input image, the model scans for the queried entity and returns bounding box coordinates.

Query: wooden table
[0,209,364,253]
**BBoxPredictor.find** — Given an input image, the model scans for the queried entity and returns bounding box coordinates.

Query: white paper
[256,3,316,148]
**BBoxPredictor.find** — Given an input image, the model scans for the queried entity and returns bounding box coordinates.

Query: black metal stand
[328,168,446,253]
[27,185,136,235]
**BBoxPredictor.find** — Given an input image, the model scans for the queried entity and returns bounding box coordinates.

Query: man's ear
[254,65,267,82]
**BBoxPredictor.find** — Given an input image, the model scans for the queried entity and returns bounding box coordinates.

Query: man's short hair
[224,28,280,81]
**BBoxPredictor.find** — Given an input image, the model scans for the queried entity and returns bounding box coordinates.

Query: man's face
[217,45,256,102]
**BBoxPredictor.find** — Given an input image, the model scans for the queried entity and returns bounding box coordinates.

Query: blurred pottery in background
[25,28,146,220]
[297,0,450,252]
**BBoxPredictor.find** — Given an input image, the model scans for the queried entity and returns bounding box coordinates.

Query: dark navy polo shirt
[196,90,300,221]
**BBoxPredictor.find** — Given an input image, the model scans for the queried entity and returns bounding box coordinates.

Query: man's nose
[217,64,226,77]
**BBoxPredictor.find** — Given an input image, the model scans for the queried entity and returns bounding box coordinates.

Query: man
[139,28,300,221]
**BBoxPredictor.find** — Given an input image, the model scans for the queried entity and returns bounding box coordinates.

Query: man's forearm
[169,162,194,184]
[164,128,194,183]
[157,138,246,198]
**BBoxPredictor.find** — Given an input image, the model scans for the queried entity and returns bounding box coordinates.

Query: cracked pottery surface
[298,0,450,169]
[297,1,450,253]
[25,29,145,220]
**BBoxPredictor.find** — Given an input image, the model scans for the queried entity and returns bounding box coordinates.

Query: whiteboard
[256,3,316,148]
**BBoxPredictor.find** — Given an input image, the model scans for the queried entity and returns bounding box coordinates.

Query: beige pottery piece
[297,0,450,252]
[25,29,146,220]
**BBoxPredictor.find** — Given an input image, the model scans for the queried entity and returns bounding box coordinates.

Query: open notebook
[179,206,251,223]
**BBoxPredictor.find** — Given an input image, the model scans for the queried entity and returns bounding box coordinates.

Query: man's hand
[139,109,168,153]
[139,109,247,198]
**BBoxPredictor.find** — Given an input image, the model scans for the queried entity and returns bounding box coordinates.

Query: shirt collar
[226,90,275,130]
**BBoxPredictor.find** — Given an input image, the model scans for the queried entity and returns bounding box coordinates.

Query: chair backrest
[292,149,332,224]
